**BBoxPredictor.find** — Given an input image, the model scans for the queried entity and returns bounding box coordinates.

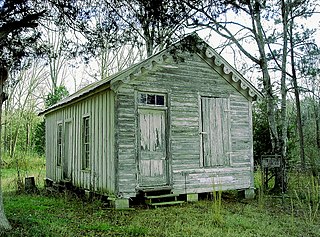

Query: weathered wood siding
[115,51,254,197]
[45,89,116,194]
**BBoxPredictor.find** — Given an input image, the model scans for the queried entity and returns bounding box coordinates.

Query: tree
[297,38,320,174]
[45,85,69,108]
[0,0,81,232]
[4,61,46,157]
[288,9,320,170]
[253,101,272,165]
[0,66,11,233]
[0,0,47,231]
[2,60,49,158]
[98,0,191,57]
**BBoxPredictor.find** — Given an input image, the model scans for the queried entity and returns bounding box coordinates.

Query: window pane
[147,94,155,104]
[138,93,166,106]
[83,117,90,169]
[57,123,62,166]
[156,95,164,106]
[139,93,146,104]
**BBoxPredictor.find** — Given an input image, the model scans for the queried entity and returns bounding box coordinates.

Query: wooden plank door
[138,109,168,187]
[201,97,230,167]
[63,121,72,180]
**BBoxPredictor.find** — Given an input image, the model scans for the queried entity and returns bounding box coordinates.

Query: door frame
[63,119,72,180]
[135,91,170,188]
[199,95,231,167]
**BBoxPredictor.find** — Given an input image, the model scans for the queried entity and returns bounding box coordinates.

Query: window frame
[57,122,63,166]
[82,115,90,170]
[137,92,166,107]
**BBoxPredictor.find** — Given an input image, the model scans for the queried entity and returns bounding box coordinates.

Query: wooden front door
[201,97,231,167]
[63,121,72,180]
[138,109,168,187]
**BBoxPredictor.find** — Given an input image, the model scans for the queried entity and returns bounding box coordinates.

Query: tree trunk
[273,0,289,194]
[251,5,280,153]
[0,65,12,233]
[316,100,320,149]
[248,2,287,192]
[289,14,305,170]
[3,100,7,153]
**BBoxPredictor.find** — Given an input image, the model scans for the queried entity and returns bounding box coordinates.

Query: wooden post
[25,177,36,192]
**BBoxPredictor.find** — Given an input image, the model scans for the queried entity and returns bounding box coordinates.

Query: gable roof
[39,33,263,116]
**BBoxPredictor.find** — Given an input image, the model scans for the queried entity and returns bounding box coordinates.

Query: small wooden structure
[40,33,262,207]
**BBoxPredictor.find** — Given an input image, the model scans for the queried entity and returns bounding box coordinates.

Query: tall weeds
[291,175,320,224]
[257,185,265,209]
[2,152,45,192]
[211,177,224,226]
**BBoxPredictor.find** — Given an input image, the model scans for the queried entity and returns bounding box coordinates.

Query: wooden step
[149,201,184,207]
[138,186,172,192]
[145,193,179,199]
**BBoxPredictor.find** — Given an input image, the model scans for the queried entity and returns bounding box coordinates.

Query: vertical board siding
[116,51,254,196]
[45,89,115,194]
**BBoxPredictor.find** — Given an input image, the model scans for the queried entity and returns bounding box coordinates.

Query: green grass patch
[3,191,320,237]
[2,157,320,237]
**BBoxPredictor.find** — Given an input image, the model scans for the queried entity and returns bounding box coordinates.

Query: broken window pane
[147,94,155,105]
[139,93,146,104]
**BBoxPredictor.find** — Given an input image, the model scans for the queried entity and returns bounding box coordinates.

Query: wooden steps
[149,201,184,207]
[142,189,184,208]
[145,193,179,199]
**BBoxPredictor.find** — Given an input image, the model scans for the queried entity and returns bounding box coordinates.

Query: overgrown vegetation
[211,178,224,226]
[288,173,320,225]
[1,153,45,192]
[1,157,320,237]
[3,186,320,237]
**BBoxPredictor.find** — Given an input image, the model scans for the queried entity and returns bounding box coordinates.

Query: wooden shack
[40,34,262,207]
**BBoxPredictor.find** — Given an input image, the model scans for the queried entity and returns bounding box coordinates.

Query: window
[138,92,165,106]
[82,116,90,169]
[57,123,63,166]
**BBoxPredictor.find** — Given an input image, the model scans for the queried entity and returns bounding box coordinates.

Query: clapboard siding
[115,51,254,196]
[45,89,116,194]
[115,85,137,197]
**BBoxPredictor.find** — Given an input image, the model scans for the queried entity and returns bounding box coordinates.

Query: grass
[2,189,320,236]
[289,173,320,224]
[1,159,320,237]
[1,153,46,192]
